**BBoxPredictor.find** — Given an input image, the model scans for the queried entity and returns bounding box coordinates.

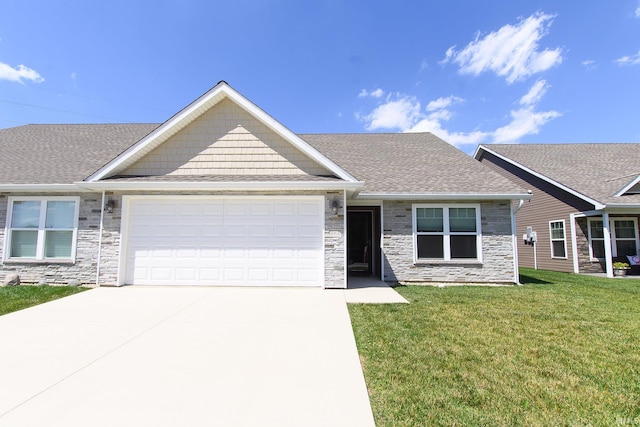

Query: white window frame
[549,220,567,259]
[412,203,482,263]
[587,218,605,261]
[610,217,639,257]
[4,196,80,262]
[588,217,640,260]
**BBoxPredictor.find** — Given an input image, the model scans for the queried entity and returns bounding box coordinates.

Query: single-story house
[0,81,530,288]
[475,143,640,278]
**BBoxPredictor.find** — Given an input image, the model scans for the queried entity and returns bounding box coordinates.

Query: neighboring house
[0,81,529,288]
[475,143,640,278]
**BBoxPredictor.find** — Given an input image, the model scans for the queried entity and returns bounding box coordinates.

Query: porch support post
[602,211,614,278]
[343,189,347,289]
[511,202,520,284]
[569,213,579,274]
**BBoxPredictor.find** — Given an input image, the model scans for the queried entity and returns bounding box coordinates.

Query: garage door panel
[223,268,245,281]
[199,268,221,281]
[175,268,197,281]
[150,268,173,281]
[124,197,324,287]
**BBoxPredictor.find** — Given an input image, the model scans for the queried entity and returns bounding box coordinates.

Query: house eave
[0,184,90,193]
[613,174,640,197]
[75,180,364,192]
[603,203,640,210]
[356,192,532,201]
[476,145,605,210]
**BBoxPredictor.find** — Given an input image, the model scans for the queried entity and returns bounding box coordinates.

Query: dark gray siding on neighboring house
[478,151,595,273]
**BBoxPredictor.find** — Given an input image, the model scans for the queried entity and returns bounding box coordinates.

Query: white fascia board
[613,174,640,197]
[0,184,89,193]
[87,82,357,183]
[356,192,532,201]
[602,203,640,210]
[477,145,604,210]
[471,145,484,160]
[87,83,228,182]
[75,180,364,192]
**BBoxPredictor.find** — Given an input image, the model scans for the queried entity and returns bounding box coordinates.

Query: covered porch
[572,208,640,278]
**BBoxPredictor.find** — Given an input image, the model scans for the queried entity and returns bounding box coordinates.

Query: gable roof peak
[86,82,356,182]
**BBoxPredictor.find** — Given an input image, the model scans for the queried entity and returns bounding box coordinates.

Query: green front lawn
[348,268,640,426]
[0,285,86,316]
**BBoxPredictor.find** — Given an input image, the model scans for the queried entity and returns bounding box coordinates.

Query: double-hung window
[549,220,567,258]
[588,217,639,260]
[413,204,482,262]
[588,218,605,260]
[6,197,79,261]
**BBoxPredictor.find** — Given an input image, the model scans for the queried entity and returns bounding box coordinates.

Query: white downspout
[96,191,106,286]
[512,199,525,285]
[603,211,613,278]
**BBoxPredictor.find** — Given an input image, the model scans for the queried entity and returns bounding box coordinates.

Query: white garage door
[122,196,324,287]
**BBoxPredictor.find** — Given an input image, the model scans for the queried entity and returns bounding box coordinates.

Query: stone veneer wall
[382,200,515,283]
[97,190,346,288]
[575,217,605,273]
[0,193,102,285]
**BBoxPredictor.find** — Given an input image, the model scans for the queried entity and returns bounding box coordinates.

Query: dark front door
[347,207,381,278]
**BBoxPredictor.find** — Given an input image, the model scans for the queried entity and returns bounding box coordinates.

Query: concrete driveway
[0,287,375,427]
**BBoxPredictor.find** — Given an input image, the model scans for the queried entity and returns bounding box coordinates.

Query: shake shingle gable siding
[0,83,528,286]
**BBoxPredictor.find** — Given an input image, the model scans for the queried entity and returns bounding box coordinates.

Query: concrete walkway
[0,287,375,427]
[343,276,409,304]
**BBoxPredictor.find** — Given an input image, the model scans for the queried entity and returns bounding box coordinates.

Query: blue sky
[2,1,640,153]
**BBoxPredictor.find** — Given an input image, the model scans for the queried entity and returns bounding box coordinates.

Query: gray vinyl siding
[478,151,595,273]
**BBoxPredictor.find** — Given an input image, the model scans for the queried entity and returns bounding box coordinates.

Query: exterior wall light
[105,198,116,213]
[331,198,340,215]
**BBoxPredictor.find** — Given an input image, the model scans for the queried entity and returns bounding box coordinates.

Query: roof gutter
[356,192,532,201]
[74,180,365,192]
[0,184,91,193]
[602,203,640,210]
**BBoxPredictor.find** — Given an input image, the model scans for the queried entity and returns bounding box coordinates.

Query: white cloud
[492,105,561,143]
[358,81,559,146]
[361,94,422,131]
[519,80,548,106]
[636,3,640,18]
[358,88,384,98]
[615,50,640,65]
[0,62,44,83]
[370,88,384,98]
[359,92,489,146]
[581,59,596,70]
[426,95,463,112]
[441,12,562,84]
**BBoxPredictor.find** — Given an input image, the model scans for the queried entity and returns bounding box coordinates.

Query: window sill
[415,260,483,266]
[3,259,75,265]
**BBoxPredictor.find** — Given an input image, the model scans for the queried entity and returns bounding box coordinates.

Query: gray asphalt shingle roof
[0,124,158,184]
[0,124,525,196]
[483,143,640,205]
[301,133,525,194]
